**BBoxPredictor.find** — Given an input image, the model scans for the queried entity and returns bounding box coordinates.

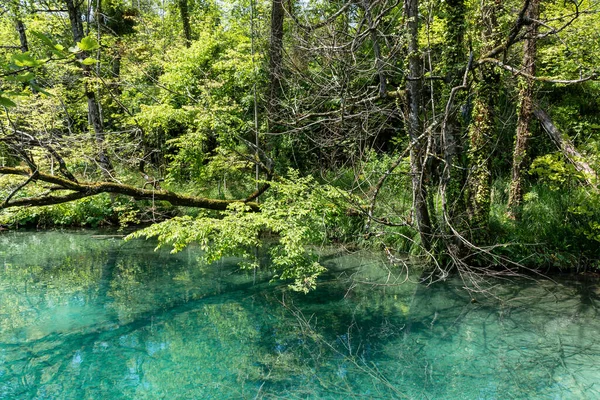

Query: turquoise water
[0,231,599,399]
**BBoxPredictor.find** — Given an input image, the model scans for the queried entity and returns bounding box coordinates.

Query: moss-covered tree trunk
[178,0,193,47]
[405,0,432,250]
[441,0,467,228]
[466,67,498,237]
[466,0,500,241]
[507,0,540,219]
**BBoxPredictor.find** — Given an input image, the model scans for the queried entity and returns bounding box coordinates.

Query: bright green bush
[127,170,366,292]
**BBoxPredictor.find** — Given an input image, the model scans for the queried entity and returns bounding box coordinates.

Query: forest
[1,0,599,291]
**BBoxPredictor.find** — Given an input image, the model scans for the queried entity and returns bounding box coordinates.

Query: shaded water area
[0,231,599,399]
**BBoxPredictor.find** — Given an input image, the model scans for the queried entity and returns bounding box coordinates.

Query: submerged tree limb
[0,167,261,211]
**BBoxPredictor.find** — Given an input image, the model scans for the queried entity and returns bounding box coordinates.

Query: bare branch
[480,58,597,84]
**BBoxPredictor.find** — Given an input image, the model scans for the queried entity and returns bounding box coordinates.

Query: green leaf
[11,53,43,68]
[29,83,52,96]
[77,37,99,51]
[31,31,55,48]
[54,44,65,51]
[5,72,35,83]
[0,96,17,108]
[80,58,98,66]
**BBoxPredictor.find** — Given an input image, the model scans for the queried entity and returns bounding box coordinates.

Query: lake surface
[0,231,598,399]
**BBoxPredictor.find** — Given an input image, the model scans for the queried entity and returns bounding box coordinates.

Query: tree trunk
[178,0,193,47]
[15,18,38,94]
[404,0,432,250]
[466,0,500,241]
[466,66,498,238]
[441,0,467,226]
[65,0,113,178]
[507,0,540,219]
[361,0,386,98]
[15,20,29,52]
[268,0,285,117]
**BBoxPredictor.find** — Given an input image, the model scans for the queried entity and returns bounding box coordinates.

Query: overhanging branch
[0,167,261,212]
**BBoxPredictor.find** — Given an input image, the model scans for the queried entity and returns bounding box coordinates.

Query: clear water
[0,231,599,399]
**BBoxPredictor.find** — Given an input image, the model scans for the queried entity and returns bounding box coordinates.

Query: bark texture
[15,20,29,52]
[466,0,501,240]
[405,0,432,250]
[534,108,597,185]
[65,0,113,178]
[268,0,285,116]
[0,167,262,212]
[178,0,193,47]
[441,0,467,224]
[507,0,540,219]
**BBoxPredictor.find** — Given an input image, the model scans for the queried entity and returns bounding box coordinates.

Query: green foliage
[529,153,586,190]
[0,195,140,229]
[489,181,600,270]
[127,171,362,292]
[0,94,17,107]
[1,0,600,278]
[76,36,99,52]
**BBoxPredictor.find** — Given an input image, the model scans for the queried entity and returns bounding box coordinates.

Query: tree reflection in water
[0,231,598,399]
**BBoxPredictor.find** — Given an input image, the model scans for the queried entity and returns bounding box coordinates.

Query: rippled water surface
[0,231,599,399]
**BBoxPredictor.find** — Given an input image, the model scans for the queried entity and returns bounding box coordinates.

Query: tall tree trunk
[178,0,193,47]
[361,0,386,98]
[268,0,285,118]
[15,18,38,94]
[465,0,500,241]
[507,0,540,219]
[441,0,467,227]
[65,0,113,178]
[111,49,122,95]
[466,67,498,237]
[15,20,29,52]
[405,0,432,250]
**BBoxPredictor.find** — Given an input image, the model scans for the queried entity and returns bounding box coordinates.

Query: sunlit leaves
[4,71,35,83]
[127,171,361,292]
[77,36,100,52]
[80,57,98,66]
[0,95,17,108]
[10,52,43,68]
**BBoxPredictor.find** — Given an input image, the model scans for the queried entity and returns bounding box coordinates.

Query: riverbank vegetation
[1,0,599,289]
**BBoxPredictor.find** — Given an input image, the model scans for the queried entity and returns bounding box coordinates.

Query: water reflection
[0,231,598,399]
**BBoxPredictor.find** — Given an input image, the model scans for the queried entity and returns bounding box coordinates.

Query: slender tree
[65,0,113,178]
[178,0,193,47]
[268,0,285,117]
[507,0,540,218]
[405,0,432,250]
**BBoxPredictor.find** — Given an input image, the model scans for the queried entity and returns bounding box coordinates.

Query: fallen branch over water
[0,167,264,212]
